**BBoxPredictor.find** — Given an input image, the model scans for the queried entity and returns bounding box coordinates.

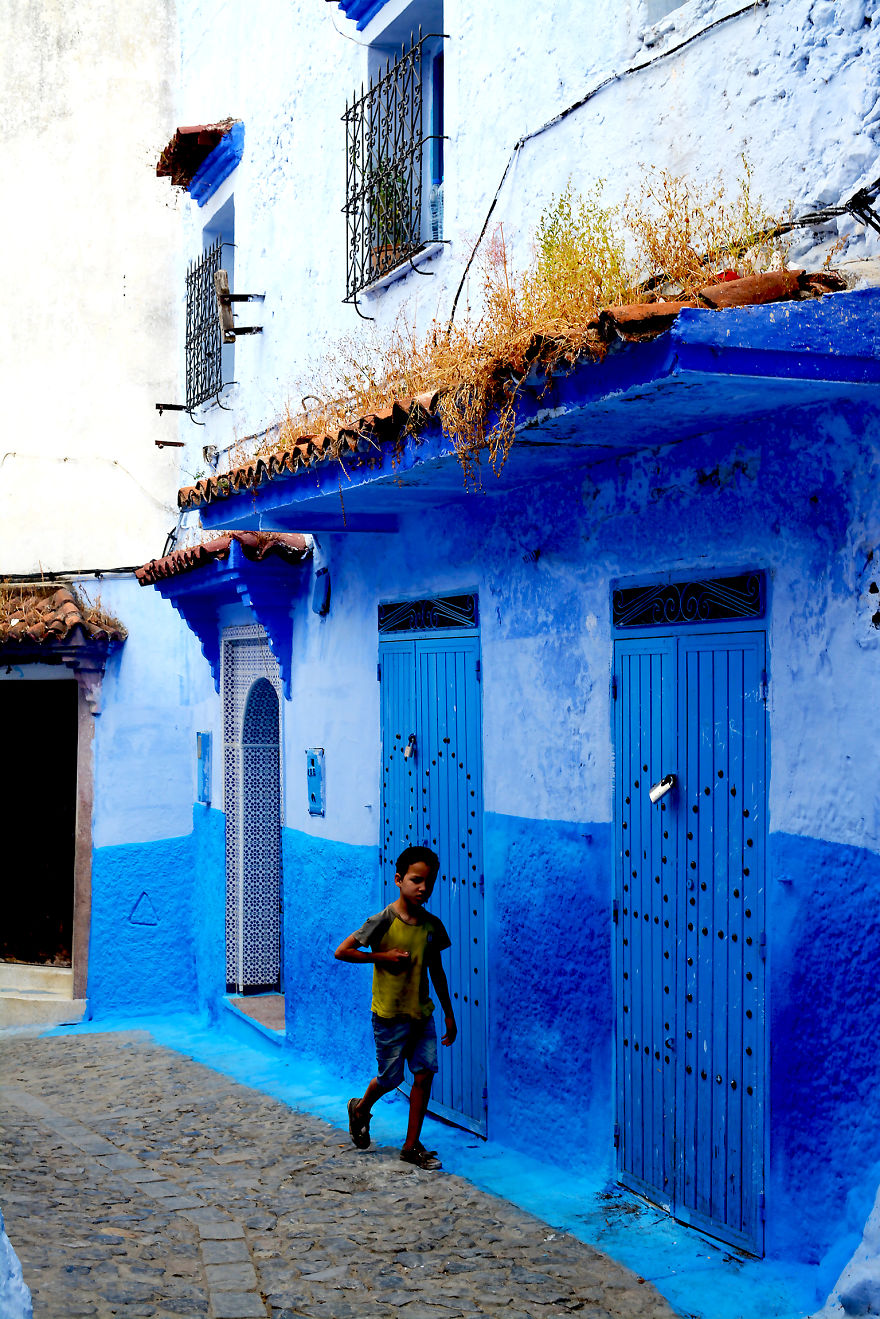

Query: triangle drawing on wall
[130,892,159,926]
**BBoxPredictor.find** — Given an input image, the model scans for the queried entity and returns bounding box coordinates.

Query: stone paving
[0,1031,679,1319]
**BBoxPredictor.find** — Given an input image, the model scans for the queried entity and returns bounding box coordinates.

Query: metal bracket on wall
[214,270,263,342]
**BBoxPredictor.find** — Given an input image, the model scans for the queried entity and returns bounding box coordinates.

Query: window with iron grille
[343,28,444,304]
[185,193,236,411]
[185,234,223,409]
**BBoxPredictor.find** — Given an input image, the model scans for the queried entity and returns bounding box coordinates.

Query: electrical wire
[0,451,177,514]
[447,0,776,329]
[322,0,373,47]
[1,568,142,585]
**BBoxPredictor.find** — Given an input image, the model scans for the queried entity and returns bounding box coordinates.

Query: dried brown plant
[261,164,790,482]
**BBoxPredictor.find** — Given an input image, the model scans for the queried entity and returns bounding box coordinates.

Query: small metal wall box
[306,748,326,816]
[312,566,331,616]
[197,731,212,804]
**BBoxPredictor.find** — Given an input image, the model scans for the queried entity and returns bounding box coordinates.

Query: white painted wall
[0,0,182,574]
[169,0,880,478]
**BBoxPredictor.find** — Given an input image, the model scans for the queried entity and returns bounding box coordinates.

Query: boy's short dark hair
[395,845,440,883]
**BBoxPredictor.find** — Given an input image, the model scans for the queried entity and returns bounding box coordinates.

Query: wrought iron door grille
[343,32,432,302]
[379,593,478,633]
[612,572,766,630]
[186,235,223,409]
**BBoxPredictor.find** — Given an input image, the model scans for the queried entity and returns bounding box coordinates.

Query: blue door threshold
[222,993,285,1047]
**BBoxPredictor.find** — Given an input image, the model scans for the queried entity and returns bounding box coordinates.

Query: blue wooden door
[614,631,766,1253]
[614,638,678,1210]
[380,633,487,1135]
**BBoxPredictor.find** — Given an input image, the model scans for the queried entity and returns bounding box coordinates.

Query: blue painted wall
[768,833,880,1268]
[283,828,377,1078]
[485,814,614,1172]
[92,395,880,1290]
[269,395,880,1284]
[192,805,227,1015]
[89,804,225,1018]
[89,830,198,1016]
[85,579,222,1016]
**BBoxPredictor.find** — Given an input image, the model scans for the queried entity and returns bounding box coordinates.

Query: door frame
[610,570,769,1255]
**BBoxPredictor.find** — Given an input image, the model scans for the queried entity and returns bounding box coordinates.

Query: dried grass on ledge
[263,164,791,483]
[0,585,127,641]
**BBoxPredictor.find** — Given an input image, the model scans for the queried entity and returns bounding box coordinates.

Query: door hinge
[613,898,619,924]
[761,669,768,704]
[475,658,481,682]
[758,1191,766,1222]
[613,1122,620,1149]
[377,661,382,681]
[482,1084,488,1108]
[611,674,618,700]
[759,931,767,961]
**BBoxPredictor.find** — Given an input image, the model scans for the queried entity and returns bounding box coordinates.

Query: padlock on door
[403,733,417,760]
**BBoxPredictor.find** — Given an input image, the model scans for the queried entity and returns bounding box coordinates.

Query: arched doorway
[222,629,283,994]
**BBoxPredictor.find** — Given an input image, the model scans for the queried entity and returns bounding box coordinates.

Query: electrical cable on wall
[0,451,177,514]
[447,0,774,327]
[1,568,142,585]
[442,0,880,334]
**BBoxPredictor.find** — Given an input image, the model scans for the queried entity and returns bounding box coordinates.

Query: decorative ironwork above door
[613,572,765,630]
[379,593,478,634]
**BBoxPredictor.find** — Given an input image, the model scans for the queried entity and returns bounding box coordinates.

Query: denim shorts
[372,1012,439,1088]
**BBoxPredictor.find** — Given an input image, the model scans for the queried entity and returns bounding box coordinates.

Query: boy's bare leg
[355,1076,391,1117]
[402,1069,433,1150]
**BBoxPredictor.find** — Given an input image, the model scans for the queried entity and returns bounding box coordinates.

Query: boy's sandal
[347,1098,371,1149]
[400,1144,442,1170]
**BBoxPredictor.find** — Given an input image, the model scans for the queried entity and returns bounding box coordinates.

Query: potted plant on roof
[368,157,417,275]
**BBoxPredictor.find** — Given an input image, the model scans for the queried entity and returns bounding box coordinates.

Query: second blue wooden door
[614,631,766,1253]
[380,634,487,1135]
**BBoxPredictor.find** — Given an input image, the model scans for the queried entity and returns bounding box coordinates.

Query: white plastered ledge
[360,241,447,299]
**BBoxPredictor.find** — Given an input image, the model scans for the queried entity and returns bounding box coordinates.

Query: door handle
[649,773,676,803]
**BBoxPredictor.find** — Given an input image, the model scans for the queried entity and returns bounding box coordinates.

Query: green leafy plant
[368,158,416,250]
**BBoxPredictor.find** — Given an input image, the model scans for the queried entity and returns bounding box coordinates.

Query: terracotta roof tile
[135,531,310,587]
[156,120,238,188]
[0,588,126,646]
[177,275,846,511]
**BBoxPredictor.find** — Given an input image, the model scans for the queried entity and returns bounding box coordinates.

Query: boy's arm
[334,933,410,965]
[427,951,458,1046]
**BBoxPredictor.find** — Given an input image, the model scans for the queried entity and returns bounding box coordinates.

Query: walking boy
[334,845,457,1170]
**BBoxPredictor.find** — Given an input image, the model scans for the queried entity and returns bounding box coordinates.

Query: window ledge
[361,241,446,298]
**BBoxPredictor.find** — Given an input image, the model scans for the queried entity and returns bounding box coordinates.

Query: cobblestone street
[0,1030,678,1319]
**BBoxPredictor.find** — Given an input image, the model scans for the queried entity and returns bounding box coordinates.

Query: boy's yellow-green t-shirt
[351,905,451,1019]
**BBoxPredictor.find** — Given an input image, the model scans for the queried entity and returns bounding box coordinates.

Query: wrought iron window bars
[343,30,445,309]
[186,235,226,410]
[156,237,264,425]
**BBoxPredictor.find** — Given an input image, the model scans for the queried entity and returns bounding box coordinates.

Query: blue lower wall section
[280,815,614,1173]
[89,806,880,1285]
[89,806,225,1018]
[193,806,227,1015]
[282,828,378,1082]
[768,832,880,1272]
[485,813,614,1171]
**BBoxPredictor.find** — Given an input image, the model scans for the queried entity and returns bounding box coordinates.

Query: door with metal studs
[379,627,487,1136]
[614,629,766,1254]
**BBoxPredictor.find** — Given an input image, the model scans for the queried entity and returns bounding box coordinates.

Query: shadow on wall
[769,832,880,1268]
